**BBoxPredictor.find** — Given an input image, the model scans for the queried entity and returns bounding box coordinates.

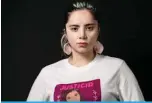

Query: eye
[71,27,78,32]
[86,26,94,31]
[67,96,71,100]
[74,93,78,96]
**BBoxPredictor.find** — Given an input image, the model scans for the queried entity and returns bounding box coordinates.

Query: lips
[77,42,88,47]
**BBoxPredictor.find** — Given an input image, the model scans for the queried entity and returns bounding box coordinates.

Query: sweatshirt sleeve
[118,61,144,101]
[27,69,49,101]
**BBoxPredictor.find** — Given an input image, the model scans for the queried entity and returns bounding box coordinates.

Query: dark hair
[64,0,100,27]
[61,0,101,57]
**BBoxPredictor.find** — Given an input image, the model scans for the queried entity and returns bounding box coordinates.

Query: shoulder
[98,54,124,66]
[95,55,132,80]
[39,58,67,75]
[96,54,127,72]
[99,55,132,73]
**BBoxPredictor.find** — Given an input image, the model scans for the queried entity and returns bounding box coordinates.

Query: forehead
[67,9,96,25]
[67,90,78,95]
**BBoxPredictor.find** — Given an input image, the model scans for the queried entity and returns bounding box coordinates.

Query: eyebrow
[69,25,79,27]
[85,23,96,26]
[69,23,96,27]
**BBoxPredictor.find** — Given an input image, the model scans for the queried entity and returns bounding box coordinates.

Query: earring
[94,41,104,54]
[63,43,72,55]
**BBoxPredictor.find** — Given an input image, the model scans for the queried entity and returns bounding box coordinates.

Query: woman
[27,0,144,101]
[60,89,83,101]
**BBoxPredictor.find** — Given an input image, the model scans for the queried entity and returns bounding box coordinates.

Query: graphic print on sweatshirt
[54,79,101,101]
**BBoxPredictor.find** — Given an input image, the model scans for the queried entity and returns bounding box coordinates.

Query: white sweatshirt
[27,54,144,101]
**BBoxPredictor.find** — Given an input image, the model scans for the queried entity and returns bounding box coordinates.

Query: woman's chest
[46,70,120,101]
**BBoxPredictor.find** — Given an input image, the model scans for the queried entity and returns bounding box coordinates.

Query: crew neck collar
[64,54,100,72]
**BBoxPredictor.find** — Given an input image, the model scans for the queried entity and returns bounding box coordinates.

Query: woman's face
[65,9,99,54]
[66,90,81,101]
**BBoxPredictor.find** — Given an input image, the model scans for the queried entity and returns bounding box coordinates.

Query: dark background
[2,0,152,101]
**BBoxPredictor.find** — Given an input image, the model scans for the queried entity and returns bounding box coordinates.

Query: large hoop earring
[63,43,72,55]
[94,41,104,54]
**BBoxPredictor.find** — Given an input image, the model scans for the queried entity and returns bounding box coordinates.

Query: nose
[79,28,87,39]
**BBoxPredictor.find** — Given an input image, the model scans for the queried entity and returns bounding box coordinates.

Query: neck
[68,50,96,67]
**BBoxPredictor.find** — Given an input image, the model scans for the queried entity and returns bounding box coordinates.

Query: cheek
[67,34,76,41]
[66,31,77,43]
[88,32,98,43]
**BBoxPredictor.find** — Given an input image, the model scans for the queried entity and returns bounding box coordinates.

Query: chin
[77,49,91,54]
